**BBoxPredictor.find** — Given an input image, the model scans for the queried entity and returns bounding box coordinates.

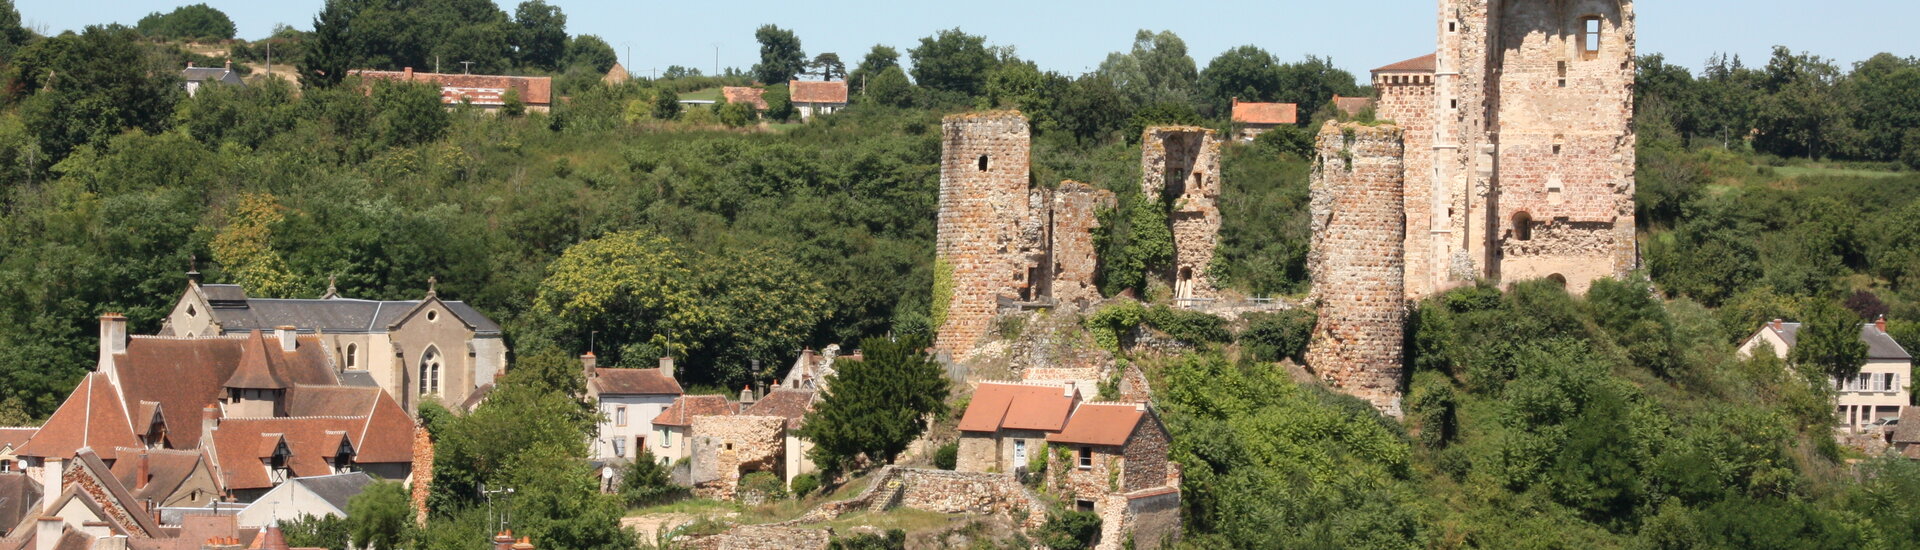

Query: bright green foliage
[348,482,413,550]
[1196,46,1280,117]
[11,25,179,162]
[371,81,451,148]
[210,194,300,298]
[1790,299,1868,378]
[764,85,794,122]
[618,452,681,507]
[738,471,786,500]
[1034,509,1101,550]
[1236,309,1315,363]
[933,442,958,470]
[1587,277,1677,377]
[501,88,525,116]
[798,334,950,475]
[909,28,993,96]
[1095,30,1198,107]
[847,45,899,96]
[788,472,821,497]
[862,66,914,108]
[716,99,755,127]
[752,24,805,85]
[136,3,235,41]
[512,1,568,71]
[281,514,352,550]
[1092,194,1173,296]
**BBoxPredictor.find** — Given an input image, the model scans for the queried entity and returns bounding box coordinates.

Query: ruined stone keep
[1379,0,1637,298]
[1140,127,1223,303]
[1307,123,1409,417]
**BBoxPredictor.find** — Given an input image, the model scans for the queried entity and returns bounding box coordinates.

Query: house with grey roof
[181,62,244,97]
[1739,316,1913,430]
[234,472,375,527]
[159,271,507,415]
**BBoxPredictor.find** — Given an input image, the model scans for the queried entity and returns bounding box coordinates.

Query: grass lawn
[1772,164,1907,179]
[681,87,723,101]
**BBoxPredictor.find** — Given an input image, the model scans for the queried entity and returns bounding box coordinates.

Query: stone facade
[409,427,433,526]
[688,415,786,500]
[1306,123,1409,417]
[677,525,830,550]
[933,112,1117,361]
[955,429,1050,475]
[1045,410,1180,550]
[1139,127,1223,302]
[1388,0,1637,298]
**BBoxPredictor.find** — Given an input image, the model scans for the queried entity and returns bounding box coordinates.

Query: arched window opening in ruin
[977,155,989,172]
[1548,274,1568,287]
[1190,171,1204,193]
[1512,212,1533,241]
[1580,16,1603,59]
[1176,267,1195,299]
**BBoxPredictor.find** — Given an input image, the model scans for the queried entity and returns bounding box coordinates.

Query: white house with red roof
[788,80,848,122]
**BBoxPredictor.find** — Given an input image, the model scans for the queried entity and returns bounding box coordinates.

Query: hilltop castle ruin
[1310,0,1638,414]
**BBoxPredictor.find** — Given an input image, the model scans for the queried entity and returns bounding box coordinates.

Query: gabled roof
[1331,95,1375,117]
[108,448,207,503]
[957,382,1078,433]
[1231,101,1298,125]
[189,283,503,335]
[651,395,737,428]
[742,389,815,429]
[114,333,337,449]
[0,427,34,451]
[13,374,140,461]
[0,473,39,538]
[211,419,351,491]
[286,472,375,514]
[721,87,768,110]
[1046,402,1148,447]
[348,70,553,105]
[61,449,163,538]
[1893,407,1920,444]
[225,331,293,390]
[1373,53,1437,74]
[181,67,242,84]
[1756,322,1913,360]
[788,80,848,104]
[589,368,683,396]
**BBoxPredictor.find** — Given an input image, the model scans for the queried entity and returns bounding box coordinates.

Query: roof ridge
[219,414,369,421]
[1077,400,1148,407]
[976,380,1072,388]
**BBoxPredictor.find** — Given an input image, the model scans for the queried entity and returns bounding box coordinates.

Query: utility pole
[713,43,720,77]
[264,42,271,79]
[434,55,440,74]
[460,61,474,75]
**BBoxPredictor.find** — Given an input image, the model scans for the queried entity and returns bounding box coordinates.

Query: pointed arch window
[419,346,444,396]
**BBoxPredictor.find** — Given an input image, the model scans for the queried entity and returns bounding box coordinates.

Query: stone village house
[349,68,554,113]
[955,382,1181,550]
[583,354,683,465]
[160,274,507,415]
[1738,317,1913,430]
[1228,99,1297,142]
[787,80,848,122]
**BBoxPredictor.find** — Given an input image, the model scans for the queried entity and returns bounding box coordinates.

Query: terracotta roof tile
[108,448,206,502]
[1231,101,1298,125]
[349,70,553,106]
[721,87,768,110]
[1047,402,1146,447]
[957,382,1077,433]
[1373,53,1437,74]
[788,81,848,104]
[589,368,683,396]
[1332,95,1375,117]
[0,427,34,450]
[225,331,293,390]
[651,395,737,427]
[13,374,140,461]
[742,389,815,429]
[212,420,354,490]
[115,334,337,449]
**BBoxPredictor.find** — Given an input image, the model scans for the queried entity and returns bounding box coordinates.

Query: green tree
[1790,299,1868,378]
[1053,73,1129,144]
[1274,56,1362,123]
[1095,30,1197,107]
[512,0,568,71]
[371,80,450,148]
[565,34,618,73]
[301,0,358,88]
[1198,45,1282,117]
[847,44,899,95]
[764,85,794,122]
[1035,509,1102,550]
[809,52,846,81]
[798,334,950,474]
[136,3,236,41]
[210,193,300,298]
[13,25,179,161]
[863,66,913,107]
[347,482,413,550]
[1754,46,1853,159]
[752,24,805,85]
[0,0,31,59]
[617,451,681,507]
[909,28,993,96]
[1093,194,1174,295]
[650,88,681,120]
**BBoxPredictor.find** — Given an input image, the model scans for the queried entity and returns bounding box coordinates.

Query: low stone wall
[789,467,1047,529]
[677,525,831,550]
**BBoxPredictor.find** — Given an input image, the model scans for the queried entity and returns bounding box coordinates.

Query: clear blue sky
[14,1,1919,81]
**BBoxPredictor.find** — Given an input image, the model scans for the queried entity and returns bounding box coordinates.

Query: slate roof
[1761,322,1912,360]
[742,389,815,429]
[181,67,242,85]
[788,80,848,104]
[197,288,502,335]
[721,87,768,110]
[12,374,140,461]
[1373,53,1437,74]
[589,368,683,396]
[113,333,338,449]
[349,70,553,106]
[958,382,1078,433]
[338,371,378,388]
[1047,402,1147,447]
[287,472,374,514]
[0,473,39,538]
[108,448,206,503]
[651,395,737,428]
[1231,101,1298,125]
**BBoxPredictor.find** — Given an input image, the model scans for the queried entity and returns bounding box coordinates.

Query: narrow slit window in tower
[1513,212,1533,242]
[977,155,989,171]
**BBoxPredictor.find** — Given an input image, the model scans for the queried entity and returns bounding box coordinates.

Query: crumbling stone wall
[1049,182,1116,309]
[1120,489,1182,550]
[1306,123,1407,417]
[1139,127,1222,302]
[677,525,830,550]
[689,415,786,500]
[1376,70,1440,300]
[409,427,433,527]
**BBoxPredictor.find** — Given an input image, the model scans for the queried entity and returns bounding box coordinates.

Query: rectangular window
[1078,447,1093,469]
[1581,17,1603,59]
[661,428,672,448]
[616,406,627,427]
[612,437,626,457]
[1014,440,1027,464]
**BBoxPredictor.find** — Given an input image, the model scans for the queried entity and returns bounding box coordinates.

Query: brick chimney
[492,530,514,550]
[512,536,533,550]
[1771,318,1784,331]
[580,352,596,378]
[201,404,221,446]
[275,326,297,352]
[403,67,414,79]
[135,450,150,490]
[659,356,674,380]
[223,59,231,70]
[1876,315,1888,334]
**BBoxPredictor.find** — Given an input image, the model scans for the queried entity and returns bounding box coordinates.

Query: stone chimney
[658,356,675,380]
[201,404,221,446]
[136,450,150,490]
[187,268,203,286]
[36,517,61,550]
[739,385,756,408]
[99,312,128,369]
[1876,315,1888,334]
[493,530,515,550]
[275,326,297,352]
[1771,318,1784,331]
[187,62,195,69]
[223,59,231,70]
[39,457,61,512]
[580,352,597,378]
[403,67,414,79]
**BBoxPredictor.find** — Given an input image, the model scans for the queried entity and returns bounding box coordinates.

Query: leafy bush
[618,451,683,507]
[1237,309,1315,362]
[1034,509,1102,550]
[788,473,821,498]
[933,442,958,470]
[738,471,787,500]
[1141,305,1231,345]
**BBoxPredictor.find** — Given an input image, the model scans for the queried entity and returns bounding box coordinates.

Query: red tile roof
[349,70,553,106]
[651,395,737,427]
[721,87,768,110]
[13,374,140,461]
[1373,53,1437,74]
[742,389,815,429]
[1231,101,1298,125]
[0,427,34,450]
[1332,95,1376,117]
[211,419,353,490]
[589,368,683,396]
[1047,402,1147,447]
[224,331,294,390]
[114,333,337,449]
[108,448,207,502]
[957,382,1078,433]
[788,80,848,104]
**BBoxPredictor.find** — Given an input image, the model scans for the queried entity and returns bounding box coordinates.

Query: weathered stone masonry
[1140,127,1223,302]
[1306,123,1408,418]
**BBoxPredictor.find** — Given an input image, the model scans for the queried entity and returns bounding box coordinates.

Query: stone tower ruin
[1306,123,1408,417]
[1140,127,1224,303]
[1377,0,1637,299]
[1308,0,1637,415]
[933,112,1115,361]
